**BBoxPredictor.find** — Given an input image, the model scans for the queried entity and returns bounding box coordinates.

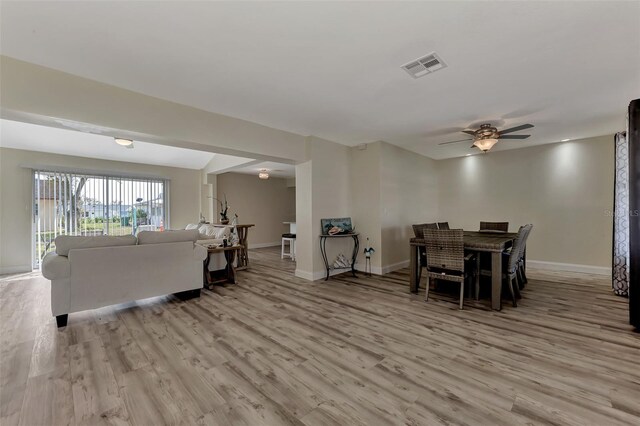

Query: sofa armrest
[193,243,207,261]
[41,252,70,280]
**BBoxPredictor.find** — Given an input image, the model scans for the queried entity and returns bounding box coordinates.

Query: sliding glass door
[32,170,167,268]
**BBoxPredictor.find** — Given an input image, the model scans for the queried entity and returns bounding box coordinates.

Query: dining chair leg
[513,276,522,299]
[516,268,524,291]
[475,256,480,300]
[417,264,422,288]
[508,277,517,307]
[520,262,528,285]
[425,277,431,302]
[459,280,464,310]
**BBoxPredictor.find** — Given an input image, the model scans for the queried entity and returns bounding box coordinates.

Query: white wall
[437,135,614,273]
[0,147,201,274]
[216,172,295,246]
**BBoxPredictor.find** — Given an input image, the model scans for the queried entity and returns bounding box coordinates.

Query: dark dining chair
[412,222,438,239]
[437,222,450,230]
[516,224,533,288]
[479,221,509,233]
[479,225,527,307]
[412,223,439,284]
[424,229,477,310]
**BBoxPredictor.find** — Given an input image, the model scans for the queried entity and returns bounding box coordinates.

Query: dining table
[409,231,518,310]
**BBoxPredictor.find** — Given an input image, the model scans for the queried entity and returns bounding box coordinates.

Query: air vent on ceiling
[401,52,447,79]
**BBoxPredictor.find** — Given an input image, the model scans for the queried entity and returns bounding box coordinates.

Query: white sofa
[41,229,207,327]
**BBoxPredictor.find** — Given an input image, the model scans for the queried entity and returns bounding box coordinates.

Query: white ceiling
[1,2,639,159]
[0,119,216,169]
[229,162,296,179]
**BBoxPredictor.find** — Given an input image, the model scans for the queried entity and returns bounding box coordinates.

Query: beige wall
[380,142,440,269]
[350,142,383,271]
[350,141,440,273]
[295,136,352,280]
[1,56,306,162]
[0,147,201,274]
[216,172,295,246]
[437,135,614,270]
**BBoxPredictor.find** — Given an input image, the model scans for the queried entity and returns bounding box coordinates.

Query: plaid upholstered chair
[479,221,509,233]
[424,228,477,310]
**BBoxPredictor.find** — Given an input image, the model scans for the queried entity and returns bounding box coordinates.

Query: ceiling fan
[438,123,534,152]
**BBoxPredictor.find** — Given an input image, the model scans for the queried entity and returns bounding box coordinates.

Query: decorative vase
[220,219,229,225]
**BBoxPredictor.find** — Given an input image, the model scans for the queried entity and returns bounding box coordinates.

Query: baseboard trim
[251,242,281,249]
[355,264,383,275]
[355,259,410,276]
[527,260,611,276]
[303,259,610,280]
[382,260,410,274]
[0,265,33,275]
[295,269,314,281]
[295,268,355,281]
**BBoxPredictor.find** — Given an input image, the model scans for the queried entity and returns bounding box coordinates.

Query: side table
[319,233,360,281]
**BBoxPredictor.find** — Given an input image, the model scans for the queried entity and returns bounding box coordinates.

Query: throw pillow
[213,226,229,239]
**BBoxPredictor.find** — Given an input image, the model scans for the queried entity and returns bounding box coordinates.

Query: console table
[319,233,360,281]
[216,224,254,270]
[203,245,243,288]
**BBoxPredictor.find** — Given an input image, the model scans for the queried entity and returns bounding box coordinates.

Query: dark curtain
[613,131,629,296]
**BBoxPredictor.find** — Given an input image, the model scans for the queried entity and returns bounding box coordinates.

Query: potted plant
[213,195,230,224]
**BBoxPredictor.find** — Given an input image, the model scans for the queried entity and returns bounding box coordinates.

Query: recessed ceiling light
[114,137,133,147]
[561,138,571,142]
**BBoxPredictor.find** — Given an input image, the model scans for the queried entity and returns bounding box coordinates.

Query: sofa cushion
[55,235,137,256]
[137,229,199,245]
[185,223,200,230]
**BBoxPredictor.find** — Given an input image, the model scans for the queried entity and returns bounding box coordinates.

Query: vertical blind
[33,170,167,268]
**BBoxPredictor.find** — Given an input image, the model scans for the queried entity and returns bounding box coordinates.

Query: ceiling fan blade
[498,124,534,135]
[499,134,530,139]
[438,138,473,146]
[461,130,476,135]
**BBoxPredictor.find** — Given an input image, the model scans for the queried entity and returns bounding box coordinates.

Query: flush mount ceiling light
[114,137,134,149]
[258,169,269,179]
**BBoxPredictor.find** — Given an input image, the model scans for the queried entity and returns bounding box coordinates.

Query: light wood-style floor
[1,247,639,425]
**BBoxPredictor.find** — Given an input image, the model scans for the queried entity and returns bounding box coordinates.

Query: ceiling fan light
[114,137,133,147]
[473,138,498,152]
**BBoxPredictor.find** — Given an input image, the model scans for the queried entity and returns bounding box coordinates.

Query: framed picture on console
[320,217,353,235]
